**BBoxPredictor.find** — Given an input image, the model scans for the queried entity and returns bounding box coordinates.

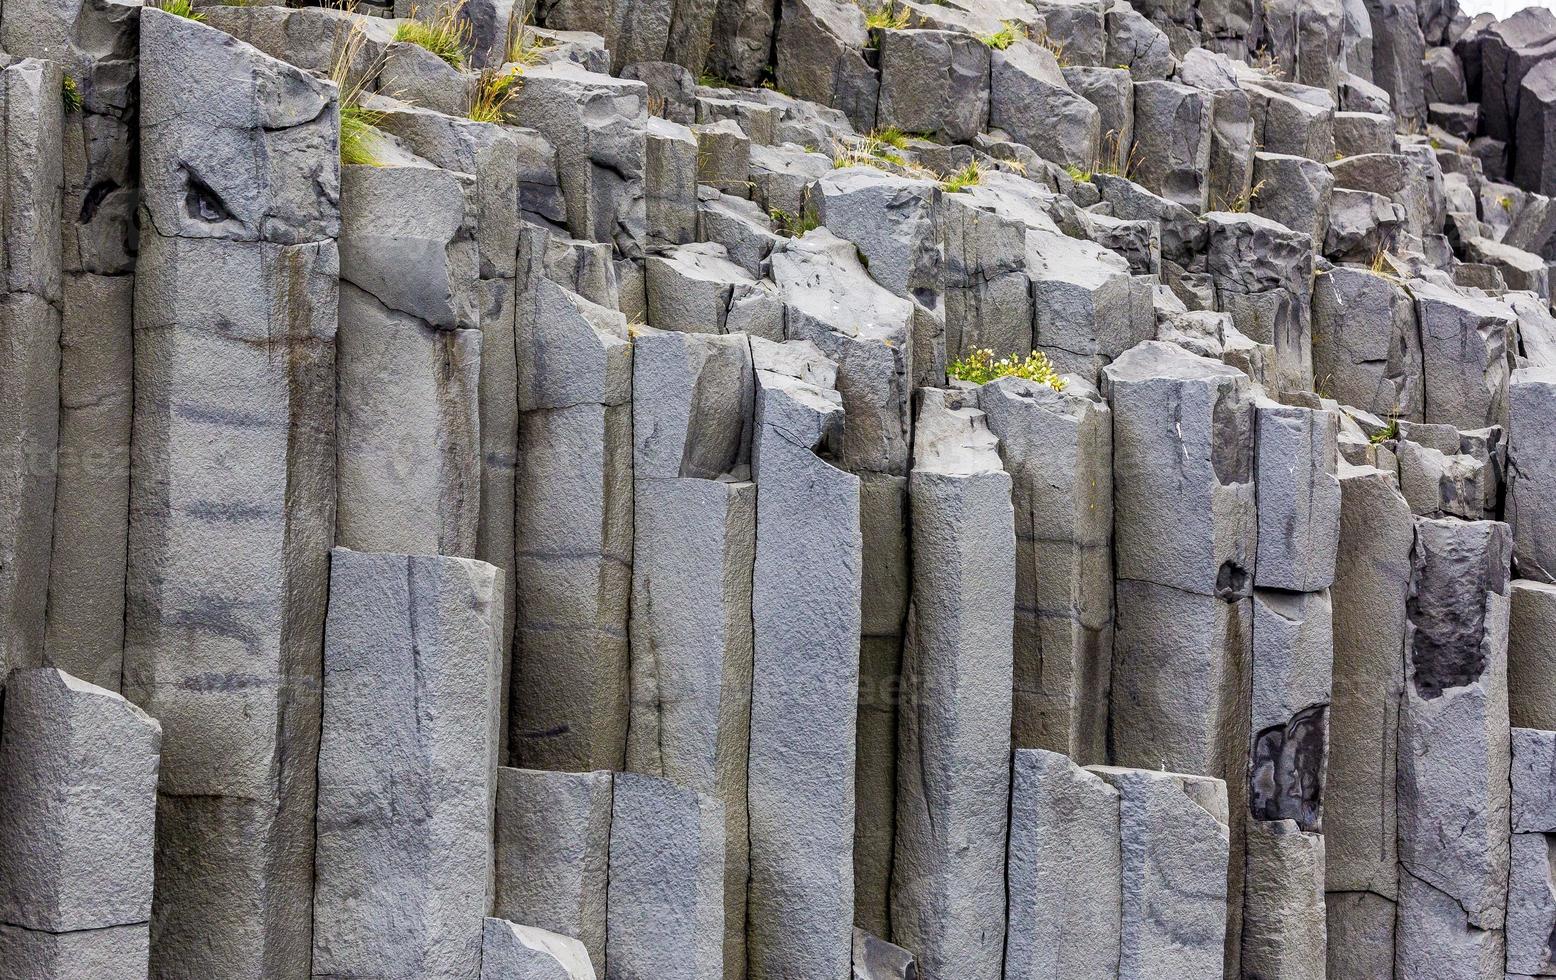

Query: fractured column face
[976,375,1113,761]
[312,548,504,980]
[1509,366,1556,583]
[1310,265,1423,422]
[1511,580,1556,730]
[336,163,482,558]
[480,919,597,980]
[892,388,1014,980]
[1409,278,1515,431]
[1255,402,1340,592]
[1090,766,1231,977]
[0,57,64,679]
[494,768,613,975]
[1323,463,1412,977]
[747,337,860,980]
[511,279,633,771]
[628,326,754,979]
[1396,517,1513,978]
[606,773,726,980]
[127,11,338,977]
[1510,728,1556,978]
[1206,211,1315,393]
[0,668,160,979]
[1004,749,1121,980]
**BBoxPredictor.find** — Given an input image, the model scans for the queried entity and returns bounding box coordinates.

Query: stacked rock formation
[4,0,1556,976]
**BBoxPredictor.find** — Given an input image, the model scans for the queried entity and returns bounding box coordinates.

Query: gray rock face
[1511,581,1556,730]
[607,773,726,980]
[747,338,860,980]
[891,389,1013,980]
[976,377,1112,760]
[773,0,877,131]
[1255,403,1340,591]
[127,12,339,978]
[1363,0,1428,125]
[877,29,989,144]
[1091,766,1231,977]
[1250,152,1334,248]
[1130,80,1213,211]
[1396,518,1513,978]
[494,768,614,975]
[0,668,159,979]
[481,919,598,980]
[850,929,915,980]
[1004,750,1121,980]
[511,279,633,771]
[936,190,1033,363]
[1510,367,1556,582]
[312,549,504,980]
[1206,211,1314,393]
[1410,278,1514,430]
[992,40,1100,168]
[1311,266,1424,420]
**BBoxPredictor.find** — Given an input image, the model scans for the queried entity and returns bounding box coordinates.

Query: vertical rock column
[1510,728,1556,977]
[628,326,754,980]
[1509,366,1556,582]
[510,278,633,771]
[1323,463,1414,980]
[1395,517,1513,978]
[335,161,482,557]
[311,548,504,980]
[891,388,1014,980]
[746,337,861,980]
[3,0,140,690]
[0,668,161,978]
[1103,339,1256,970]
[0,57,64,678]
[976,375,1114,762]
[126,11,339,978]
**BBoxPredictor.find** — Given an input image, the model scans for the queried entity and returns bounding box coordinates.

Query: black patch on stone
[183,167,233,224]
[1407,522,1510,699]
[1217,560,1251,600]
[1248,704,1328,831]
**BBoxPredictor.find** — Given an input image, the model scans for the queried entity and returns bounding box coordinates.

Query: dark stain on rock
[1249,704,1327,831]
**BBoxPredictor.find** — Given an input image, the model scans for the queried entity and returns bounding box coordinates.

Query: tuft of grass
[395,3,468,68]
[1221,178,1266,213]
[949,348,1066,390]
[1499,194,1514,213]
[979,21,1022,49]
[61,74,81,113]
[504,7,551,68]
[698,72,732,88]
[870,126,910,150]
[940,159,982,193]
[834,134,907,169]
[332,20,388,167]
[1030,28,1067,66]
[769,207,819,237]
[1369,416,1399,445]
[468,64,521,122]
[1065,163,1092,182]
[151,0,206,21]
[861,1,910,31]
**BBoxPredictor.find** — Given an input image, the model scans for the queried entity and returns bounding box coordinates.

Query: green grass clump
[940,159,982,193]
[468,65,520,122]
[61,75,81,113]
[862,2,910,31]
[949,348,1066,390]
[870,126,910,150]
[979,21,1021,49]
[769,207,819,237]
[1369,417,1399,445]
[152,0,206,21]
[340,103,386,166]
[395,5,468,68]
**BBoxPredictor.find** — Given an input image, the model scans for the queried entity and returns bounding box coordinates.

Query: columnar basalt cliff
[3,0,1556,977]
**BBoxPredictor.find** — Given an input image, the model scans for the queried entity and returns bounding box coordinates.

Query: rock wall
[1,0,1555,977]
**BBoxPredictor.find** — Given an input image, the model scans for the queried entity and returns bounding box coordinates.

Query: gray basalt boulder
[877,28,990,144]
[1478,6,1556,144]
[646,116,700,250]
[773,0,877,132]
[1332,110,1396,156]
[1517,58,1556,195]
[1511,581,1556,730]
[1408,278,1514,429]
[494,768,614,975]
[1206,211,1314,392]
[935,188,1033,362]
[1004,750,1121,980]
[646,242,781,337]
[513,62,648,259]
[607,773,726,980]
[850,929,915,980]
[992,40,1101,169]
[0,668,159,980]
[1130,80,1213,211]
[1105,0,1175,80]
[694,119,751,198]
[1363,0,1428,126]
[1395,518,1513,979]
[746,338,860,980]
[1510,728,1556,977]
[1262,0,1344,93]
[1323,188,1405,261]
[891,388,1014,980]
[1464,235,1550,297]
[1029,0,1107,66]
[707,0,779,84]
[1255,403,1340,591]
[1311,266,1424,419]
[311,549,504,980]
[1251,151,1334,248]
[480,920,597,980]
[1243,80,1336,163]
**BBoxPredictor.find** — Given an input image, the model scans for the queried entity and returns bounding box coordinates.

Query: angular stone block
[494,768,613,974]
[891,389,1014,980]
[991,40,1100,169]
[1410,278,1514,430]
[1254,402,1340,592]
[1004,749,1121,980]
[772,0,877,131]
[606,773,725,980]
[1206,211,1314,393]
[1130,80,1213,211]
[1240,819,1326,980]
[850,929,914,980]
[1512,581,1556,731]
[312,549,504,980]
[1311,265,1423,420]
[876,28,989,143]
[746,338,859,980]
[1510,367,1556,582]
